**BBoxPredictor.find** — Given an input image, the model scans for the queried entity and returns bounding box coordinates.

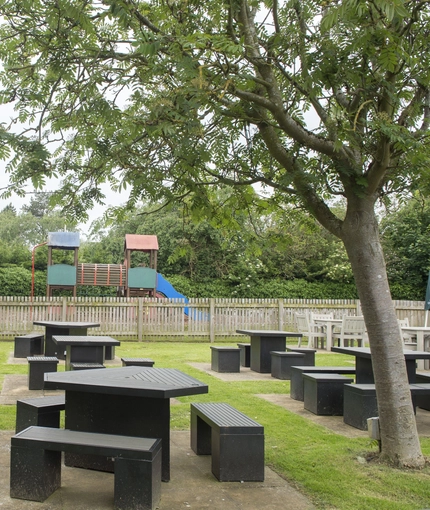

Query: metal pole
[31,242,47,319]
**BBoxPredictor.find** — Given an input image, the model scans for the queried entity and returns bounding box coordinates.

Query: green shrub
[0,267,421,301]
[0,267,46,296]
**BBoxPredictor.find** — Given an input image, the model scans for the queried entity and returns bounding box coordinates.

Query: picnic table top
[44,366,209,398]
[52,335,120,346]
[236,329,303,337]
[331,346,430,360]
[34,320,100,328]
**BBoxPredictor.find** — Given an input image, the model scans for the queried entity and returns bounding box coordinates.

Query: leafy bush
[165,275,358,299]
[0,267,45,296]
[0,267,422,301]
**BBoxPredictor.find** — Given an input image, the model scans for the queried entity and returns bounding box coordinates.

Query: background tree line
[0,192,427,300]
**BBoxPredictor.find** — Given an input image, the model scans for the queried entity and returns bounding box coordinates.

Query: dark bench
[237,343,251,367]
[190,402,264,481]
[70,362,105,371]
[415,375,430,410]
[290,366,356,401]
[270,351,305,380]
[286,347,317,366]
[210,346,241,373]
[104,345,116,361]
[16,395,66,433]
[303,373,353,415]
[121,357,155,367]
[344,383,430,430]
[343,384,378,430]
[27,356,59,390]
[412,383,430,411]
[14,333,44,358]
[10,426,162,510]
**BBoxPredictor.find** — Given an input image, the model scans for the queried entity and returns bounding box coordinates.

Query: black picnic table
[52,335,120,370]
[236,329,303,373]
[44,366,208,482]
[331,346,430,383]
[33,320,100,359]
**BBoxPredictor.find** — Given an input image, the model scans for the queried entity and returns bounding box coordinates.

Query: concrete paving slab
[0,430,315,509]
[0,372,316,510]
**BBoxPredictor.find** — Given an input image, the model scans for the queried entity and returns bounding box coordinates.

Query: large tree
[1,0,429,466]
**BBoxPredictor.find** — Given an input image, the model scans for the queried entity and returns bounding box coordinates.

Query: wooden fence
[0,296,426,342]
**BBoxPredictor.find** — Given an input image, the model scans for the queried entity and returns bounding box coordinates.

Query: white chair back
[310,312,334,322]
[398,317,417,349]
[295,313,327,349]
[333,315,367,347]
[398,318,409,328]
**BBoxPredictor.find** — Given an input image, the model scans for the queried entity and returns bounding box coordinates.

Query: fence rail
[0,296,426,342]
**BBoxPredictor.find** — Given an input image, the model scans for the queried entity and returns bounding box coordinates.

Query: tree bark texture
[340,196,424,467]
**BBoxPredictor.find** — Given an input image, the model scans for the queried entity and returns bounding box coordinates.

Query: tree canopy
[1,0,430,466]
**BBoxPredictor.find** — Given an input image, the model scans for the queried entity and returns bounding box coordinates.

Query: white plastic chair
[332,315,368,347]
[310,313,334,336]
[310,312,334,322]
[295,313,327,349]
[398,318,417,349]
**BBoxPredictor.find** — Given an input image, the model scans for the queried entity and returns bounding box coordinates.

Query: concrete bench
[70,362,105,371]
[412,383,430,411]
[16,395,66,433]
[121,357,155,367]
[104,345,116,361]
[286,347,317,366]
[190,402,264,482]
[415,375,430,410]
[303,373,353,415]
[10,426,162,510]
[343,384,378,430]
[27,357,59,390]
[344,383,430,430]
[210,346,241,373]
[237,343,251,367]
[14,333,44,358]
[270,351,305,380]
[290,366,356,401]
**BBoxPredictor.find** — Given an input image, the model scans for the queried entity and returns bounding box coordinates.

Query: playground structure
[45,232,187,303]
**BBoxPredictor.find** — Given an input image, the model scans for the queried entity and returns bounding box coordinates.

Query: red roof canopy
[124,234,159,252]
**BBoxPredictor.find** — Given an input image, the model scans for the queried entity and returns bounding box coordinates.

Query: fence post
[62,297,67,321]
[137,298,143,342]
[278,299,284,330]
[209,298,215,343]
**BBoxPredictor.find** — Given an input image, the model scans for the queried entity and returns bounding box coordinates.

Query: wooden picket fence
[0,296,426,342]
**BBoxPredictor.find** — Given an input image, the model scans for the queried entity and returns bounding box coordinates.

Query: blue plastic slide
[156,273,189,315]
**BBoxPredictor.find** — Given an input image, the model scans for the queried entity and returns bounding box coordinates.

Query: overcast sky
[0,169,130,235]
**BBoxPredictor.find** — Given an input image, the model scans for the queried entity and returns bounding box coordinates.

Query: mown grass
[0,339,429,509]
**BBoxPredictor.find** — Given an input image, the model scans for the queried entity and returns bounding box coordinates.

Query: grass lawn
[1,339,429,509]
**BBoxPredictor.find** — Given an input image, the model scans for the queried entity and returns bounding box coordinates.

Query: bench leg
[211,432,265,482]
[190,412,212,455]
[114,451,162,510]
[10,446,61,502]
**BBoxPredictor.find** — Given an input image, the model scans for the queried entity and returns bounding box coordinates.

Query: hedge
[0,267,420,301]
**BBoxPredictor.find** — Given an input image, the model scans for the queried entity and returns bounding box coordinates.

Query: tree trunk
[341,197,425,467]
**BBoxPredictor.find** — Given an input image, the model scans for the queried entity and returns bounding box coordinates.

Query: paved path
[0,429,315,509]
[0,372,315,510]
